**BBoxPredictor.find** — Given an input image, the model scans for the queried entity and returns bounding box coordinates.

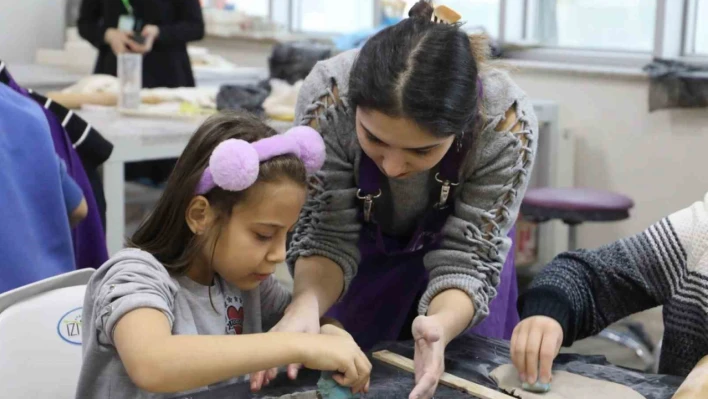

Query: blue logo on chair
[57,307,83,345]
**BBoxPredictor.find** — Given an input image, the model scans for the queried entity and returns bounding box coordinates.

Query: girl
[75,113,371,398]
[260,2,538,398]
[511,192,708,397]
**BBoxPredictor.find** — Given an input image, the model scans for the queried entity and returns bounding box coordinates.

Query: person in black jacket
[78,0,205,184]
[78,0,204,89]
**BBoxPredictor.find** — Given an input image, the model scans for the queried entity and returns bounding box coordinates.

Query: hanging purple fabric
[3,70,108,270]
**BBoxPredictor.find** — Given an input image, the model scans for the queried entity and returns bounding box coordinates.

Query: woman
[77,0,204,89]
[256,2,538,398]
[78,0,204,184]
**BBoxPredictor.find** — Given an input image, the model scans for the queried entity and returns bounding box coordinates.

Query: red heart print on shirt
[226,305,244,335]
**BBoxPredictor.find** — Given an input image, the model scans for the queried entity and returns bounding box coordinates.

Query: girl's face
[355,107,455,179]
[191,179,306,291]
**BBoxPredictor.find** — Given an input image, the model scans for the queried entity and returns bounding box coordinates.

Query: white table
[78,107,290,254]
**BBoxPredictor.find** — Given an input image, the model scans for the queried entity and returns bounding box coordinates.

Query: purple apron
[326,135,519,351]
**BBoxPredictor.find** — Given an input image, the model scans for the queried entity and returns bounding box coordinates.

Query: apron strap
[357,155,382,222]
[433,130,473,208]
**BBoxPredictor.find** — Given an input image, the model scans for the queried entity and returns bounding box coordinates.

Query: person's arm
[519,215,690,345]
[421,73,538,336]
[57,156,88,228]
[672,355,708,399]
[245,61,362,386]
[114,309,368,393]
[259,275,292,331]
[512,194,705,384]
[154,0,205,45]
[94,258,370,394]
[77,0,108,49]
[285,61,363,313]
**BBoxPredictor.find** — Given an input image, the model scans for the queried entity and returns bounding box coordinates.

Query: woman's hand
[104,28,134,55]
[249,295,321,391]
[410,315,445,399]
[510,316,563,386]
[127,25,160,54]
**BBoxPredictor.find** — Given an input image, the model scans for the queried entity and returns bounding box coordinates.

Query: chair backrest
[0,269,94,398]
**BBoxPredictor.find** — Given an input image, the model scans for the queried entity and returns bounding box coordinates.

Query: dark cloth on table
[174,334,683,399]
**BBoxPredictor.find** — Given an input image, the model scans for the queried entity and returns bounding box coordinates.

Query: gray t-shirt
[75,248,291,399]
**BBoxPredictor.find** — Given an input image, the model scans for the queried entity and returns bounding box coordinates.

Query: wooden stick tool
[373,350,516,399]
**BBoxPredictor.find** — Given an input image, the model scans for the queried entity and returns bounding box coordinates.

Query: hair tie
[195,126,326,195]
[431,5,461,24]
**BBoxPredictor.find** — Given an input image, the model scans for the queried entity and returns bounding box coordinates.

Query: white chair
[0,269,94,398]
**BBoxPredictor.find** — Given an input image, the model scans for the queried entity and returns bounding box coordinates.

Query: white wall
[0,0,66,63]
[510,64,708,249]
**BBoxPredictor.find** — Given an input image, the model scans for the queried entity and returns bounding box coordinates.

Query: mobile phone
[133,20,145,45]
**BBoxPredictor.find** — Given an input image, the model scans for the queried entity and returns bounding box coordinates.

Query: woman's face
[355,107,455,179]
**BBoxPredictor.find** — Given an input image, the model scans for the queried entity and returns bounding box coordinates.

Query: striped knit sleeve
[519,216,689,346]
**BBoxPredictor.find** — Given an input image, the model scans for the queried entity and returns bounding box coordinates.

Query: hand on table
[249,296,321,392]
[410,315,445,399]
[510,316,563,386]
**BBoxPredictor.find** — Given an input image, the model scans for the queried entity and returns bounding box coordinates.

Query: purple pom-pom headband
[195,126,326,195]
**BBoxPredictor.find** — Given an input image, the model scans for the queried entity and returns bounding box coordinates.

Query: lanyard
[121,0,134,15]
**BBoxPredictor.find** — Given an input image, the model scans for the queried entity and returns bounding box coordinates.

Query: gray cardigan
[286,49,538,328]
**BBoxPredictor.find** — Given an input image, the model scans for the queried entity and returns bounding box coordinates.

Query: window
[402,0,501,38]
[202,0,269,17]
[202,0,708,64]
[291,0,375,34]
[525,0,657,52]
[697,0,708,54]
[687,0,708,55]
[228,1,269,17]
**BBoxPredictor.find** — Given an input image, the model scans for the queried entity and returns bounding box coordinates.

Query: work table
[175,334,682,399]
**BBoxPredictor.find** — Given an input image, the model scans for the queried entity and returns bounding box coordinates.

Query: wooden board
[373,350,515,399]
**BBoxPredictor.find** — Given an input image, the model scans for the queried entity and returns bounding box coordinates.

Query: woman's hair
[127,112,308,275]
[349,0,488,138]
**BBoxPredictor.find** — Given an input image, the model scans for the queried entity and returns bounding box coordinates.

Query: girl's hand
[510,316,563,386]
[300,332,372,394]
[410,316,445,399]
[250,296,321,391]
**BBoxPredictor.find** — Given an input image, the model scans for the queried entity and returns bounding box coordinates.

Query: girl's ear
[185,196,214,235]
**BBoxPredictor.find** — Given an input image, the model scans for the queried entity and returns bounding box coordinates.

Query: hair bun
[408,0,434,20]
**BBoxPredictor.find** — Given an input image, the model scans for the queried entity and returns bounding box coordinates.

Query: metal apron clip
[356,189,382,222]
[435,173,459,208]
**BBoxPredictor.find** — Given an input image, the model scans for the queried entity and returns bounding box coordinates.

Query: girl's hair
[127,112,308,275]
[349,0,489,138]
